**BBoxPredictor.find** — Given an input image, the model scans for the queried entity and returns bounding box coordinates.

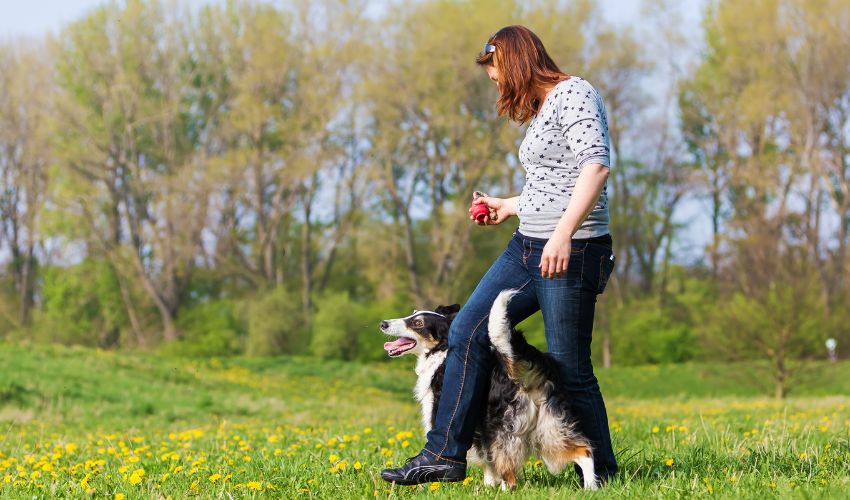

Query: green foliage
[605,273,716,365]
[33,260,127,348]
[310,292,363,361]
[245,287,309,356]
[160,299,244,357]
[611,298,697,365]
[0,276,20,336]
[711,275,826,361]
[310,291,397,362]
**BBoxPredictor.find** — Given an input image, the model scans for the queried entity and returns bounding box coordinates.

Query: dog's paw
[483,469,497,487]
[499,480,517,491]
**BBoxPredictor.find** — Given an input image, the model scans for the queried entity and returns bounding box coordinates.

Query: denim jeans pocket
[571,241,589,255]
[597,248,615,294]
[576,244,614,294]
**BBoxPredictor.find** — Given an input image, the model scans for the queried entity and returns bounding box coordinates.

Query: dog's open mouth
[384,337,417,357]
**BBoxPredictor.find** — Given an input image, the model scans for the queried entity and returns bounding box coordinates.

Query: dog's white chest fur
[414,351,447,434]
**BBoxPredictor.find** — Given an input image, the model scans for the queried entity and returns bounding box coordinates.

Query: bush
[160,300,244,357]
[610,297,698,365]
[311,292,365,361]
[34,260,128,348]
[308,291,399,362]
[245,287,309,356]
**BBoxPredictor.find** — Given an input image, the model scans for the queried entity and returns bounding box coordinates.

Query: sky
[1,0,711,263]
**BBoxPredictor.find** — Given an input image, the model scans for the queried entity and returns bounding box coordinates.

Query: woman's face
[485,64,500,93]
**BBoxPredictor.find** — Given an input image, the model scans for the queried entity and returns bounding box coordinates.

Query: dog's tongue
[384,337,416,353]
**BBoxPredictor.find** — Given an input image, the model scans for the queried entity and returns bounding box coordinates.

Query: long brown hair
[476,25,570,124]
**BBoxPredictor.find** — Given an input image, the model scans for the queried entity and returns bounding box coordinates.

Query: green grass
[0,341,848,498]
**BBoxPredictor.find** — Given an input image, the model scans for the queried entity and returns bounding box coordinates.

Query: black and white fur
[380,289,597,490]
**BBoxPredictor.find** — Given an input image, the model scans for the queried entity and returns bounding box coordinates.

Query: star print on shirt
[517,76,610,238]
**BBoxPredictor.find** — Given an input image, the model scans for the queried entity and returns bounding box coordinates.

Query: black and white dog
[380,289,597,490]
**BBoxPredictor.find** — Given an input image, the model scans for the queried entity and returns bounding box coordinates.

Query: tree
[0,40,51,326]
[51,0,209,341]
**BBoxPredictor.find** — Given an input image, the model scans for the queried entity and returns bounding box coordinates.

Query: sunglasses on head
[483,43,496,54]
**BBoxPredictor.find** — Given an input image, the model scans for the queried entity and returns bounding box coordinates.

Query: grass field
[1,342,849,498]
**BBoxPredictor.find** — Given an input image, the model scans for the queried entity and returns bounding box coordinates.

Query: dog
[380,289,597,490]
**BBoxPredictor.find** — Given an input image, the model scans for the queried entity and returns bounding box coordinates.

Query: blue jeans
[422,229,618,481]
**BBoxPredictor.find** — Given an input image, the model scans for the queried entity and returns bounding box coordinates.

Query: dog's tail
[488,289,522,378]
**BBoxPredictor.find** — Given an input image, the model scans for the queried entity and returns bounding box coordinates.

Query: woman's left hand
[540,232,571,279]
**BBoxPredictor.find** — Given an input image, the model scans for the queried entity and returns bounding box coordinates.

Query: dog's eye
[414,319,424,328]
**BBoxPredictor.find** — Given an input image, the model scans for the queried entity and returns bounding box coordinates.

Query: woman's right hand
[468,195,517,225]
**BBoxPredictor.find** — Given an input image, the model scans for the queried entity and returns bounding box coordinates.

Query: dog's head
[379,304,460,357]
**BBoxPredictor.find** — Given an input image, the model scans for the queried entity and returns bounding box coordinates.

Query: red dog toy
[470,191,491,224]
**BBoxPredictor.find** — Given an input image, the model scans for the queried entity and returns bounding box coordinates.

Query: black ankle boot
[380,451,466,485]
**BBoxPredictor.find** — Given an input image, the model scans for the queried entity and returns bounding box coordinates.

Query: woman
[381,25,617,486]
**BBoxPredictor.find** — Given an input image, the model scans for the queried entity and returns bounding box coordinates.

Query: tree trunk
[775,350,786,400]
[300,174,319,318]
[17,246,34,326]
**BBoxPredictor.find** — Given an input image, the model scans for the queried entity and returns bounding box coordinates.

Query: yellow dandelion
[354,461,362,471]
[463,477,473,485]
[209,473,221,483]
[114,494,125,500]
[329,454,340,463]
[247,481,262,491]
[665,458,674,467]
[651,426,659,433]
[429,482,440,491]
[799,452,807,460]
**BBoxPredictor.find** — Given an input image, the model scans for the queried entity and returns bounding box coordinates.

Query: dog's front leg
[483,465,498,487]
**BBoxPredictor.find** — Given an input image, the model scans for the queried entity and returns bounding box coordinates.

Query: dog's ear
[435,304,461,317]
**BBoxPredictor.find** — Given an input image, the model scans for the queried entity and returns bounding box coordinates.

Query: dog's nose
[380,320,389,330]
